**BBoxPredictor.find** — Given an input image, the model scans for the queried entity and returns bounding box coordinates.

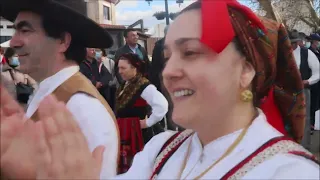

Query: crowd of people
[0,0,319,179]
[289,30,320,149]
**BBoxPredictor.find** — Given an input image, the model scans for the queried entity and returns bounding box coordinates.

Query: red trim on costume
[260,86,286,135]
[221,136,292,180]
[159,132,181,153]
[134,98,147,107]
[149,131,191,180]
[1,57,7,64]
[288,151,319,164]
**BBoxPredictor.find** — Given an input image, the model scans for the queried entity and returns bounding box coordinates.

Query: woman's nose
[162,57,183,81]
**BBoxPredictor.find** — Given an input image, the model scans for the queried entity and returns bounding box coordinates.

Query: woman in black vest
[115,53,168,174]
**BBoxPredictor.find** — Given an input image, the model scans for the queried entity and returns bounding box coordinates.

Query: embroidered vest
[150,130,318,180]
[30,72,120,162]
[30,72,115,120]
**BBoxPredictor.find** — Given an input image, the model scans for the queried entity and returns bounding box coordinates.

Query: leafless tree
[254,0,278,21]
[249,0,320,33]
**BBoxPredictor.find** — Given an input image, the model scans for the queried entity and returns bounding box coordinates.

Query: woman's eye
[184,51,200,57]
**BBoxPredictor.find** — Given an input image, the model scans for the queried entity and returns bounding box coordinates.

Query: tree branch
[302,0,320,26]
[299,16,318,29]
[256,0,278,21]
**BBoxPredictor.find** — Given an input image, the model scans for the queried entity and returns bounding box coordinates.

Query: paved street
[311,130,320,159]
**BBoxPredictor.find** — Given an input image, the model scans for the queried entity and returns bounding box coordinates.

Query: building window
[0,36,11,43]
[7,25,14,29]
[0,25,3,28]
[103,5,110,20]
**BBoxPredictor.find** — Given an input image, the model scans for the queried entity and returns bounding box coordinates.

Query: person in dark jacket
[309,34,320,59]
[80,48,112,101]
[149,26,184,131]
[308,34,320,133]
[115,29,150,84]
[290,31,320,149]
[95,48,114,107]
[150,38,165,91]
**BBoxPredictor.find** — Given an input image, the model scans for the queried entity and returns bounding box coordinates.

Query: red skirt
[117,117,144,174]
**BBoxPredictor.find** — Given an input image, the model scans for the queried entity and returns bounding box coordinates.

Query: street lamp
[146,0,184,25]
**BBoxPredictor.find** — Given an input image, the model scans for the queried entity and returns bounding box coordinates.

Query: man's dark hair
[4,47,15,59]
[123,29,136,38]
[41,15,86,65]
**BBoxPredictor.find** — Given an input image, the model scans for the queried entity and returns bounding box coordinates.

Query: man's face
[86,48,95,59]
[291,42,298,50]
[312,40,320,48]
[10,11,59,81]
[125,31,139,45]
[297,40,304,47]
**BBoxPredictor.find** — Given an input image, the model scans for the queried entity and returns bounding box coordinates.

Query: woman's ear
[133,67,138,75]
[240,61,255,89]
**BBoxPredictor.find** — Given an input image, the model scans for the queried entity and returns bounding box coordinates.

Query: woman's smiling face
[162,9,251,129]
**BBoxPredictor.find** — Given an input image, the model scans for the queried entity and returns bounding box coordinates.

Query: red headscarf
[199,0,305,141]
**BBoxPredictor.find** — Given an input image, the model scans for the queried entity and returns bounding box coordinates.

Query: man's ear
[58,32,71,53]
[240,61,255,89]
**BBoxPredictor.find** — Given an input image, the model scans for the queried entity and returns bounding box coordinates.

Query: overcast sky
[115,0,196,28]
[115,0,250,29]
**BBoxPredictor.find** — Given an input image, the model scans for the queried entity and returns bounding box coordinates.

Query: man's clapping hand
[35,95,104,179]
[0,86,104,179]
[0,86,25,156]
[0,86,37,179]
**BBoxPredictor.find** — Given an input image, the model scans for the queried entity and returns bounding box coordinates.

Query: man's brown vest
[30,72,120,160]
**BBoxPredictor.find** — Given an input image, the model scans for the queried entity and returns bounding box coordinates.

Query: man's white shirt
[26,66,119,179]
[293,46,320,85]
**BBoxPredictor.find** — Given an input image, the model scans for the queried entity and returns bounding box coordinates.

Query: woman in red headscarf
[33,0,319,179]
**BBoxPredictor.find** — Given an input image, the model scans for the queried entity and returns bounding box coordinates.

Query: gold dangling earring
[241,90,253,102]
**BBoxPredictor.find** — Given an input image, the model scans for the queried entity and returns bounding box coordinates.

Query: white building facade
[0,17,14,45]
[86,0,120,25]
[147,23,167,38]
[1,0,121,46]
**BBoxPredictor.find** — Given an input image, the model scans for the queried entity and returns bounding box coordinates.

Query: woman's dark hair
[41,15,86,65]
[4,48,15,59]
[100,48,107,57]
[119,53,147,76]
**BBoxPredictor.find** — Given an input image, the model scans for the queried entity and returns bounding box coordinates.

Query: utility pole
[164,0,170,25]
[146,0,184,25]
